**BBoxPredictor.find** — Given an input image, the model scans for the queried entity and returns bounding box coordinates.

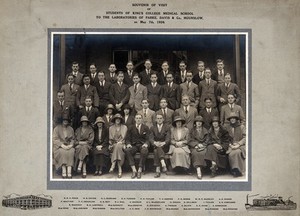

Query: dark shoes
[161,166,167,173]
[154,172,161,178]
[210,164,218,178]
[118,173,122,178]
[231,168,242,177]
[82,173,87,178]
[137,172,142,179]
[131,172,137,179]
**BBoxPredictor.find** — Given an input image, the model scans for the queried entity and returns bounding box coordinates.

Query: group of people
[53,59,246,180]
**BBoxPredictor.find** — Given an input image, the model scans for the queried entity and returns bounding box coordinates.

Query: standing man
[69,61,83,86]
[174,95,198,131]
[192,61,206,85]
[180,71,200,108]
[105,64,118,84]
[61,73,80,108]
[214,59,226,85]
[158,61,171,85]
[76,74,99,109]
[175,61,188,84]
[220,94,245,127]
[128,73,148,113]
[161,73,181,110]
[147,72,162,111]
[140,59,157,86]
[137,99,155,129]
[94,71,112,116]
[125,114,150,179]
[156,98,174,128]
[53,91,72,128]
[199,97,219,130]
[124,61,135,87]
[89,63,98,86]
[109,71,130,112]
[78,96,100,124]
[198,68,218,110]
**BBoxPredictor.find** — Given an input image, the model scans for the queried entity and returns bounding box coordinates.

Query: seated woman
[53,115,75,179]
[109,113,127,178]
[92,117,109,176]
[169,116,191,173]
[188,116,209,179]
[74,116,94,178]
[225,112,246,177]
[205,116,232,177]
[122,104,135,128]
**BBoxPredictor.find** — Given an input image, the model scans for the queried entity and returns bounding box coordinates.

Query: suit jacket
[161,82,181,110]
[217,82,241,104]
[156,108,174,127]
[123,71,135,87]
[198,79,218,109]
[53,100,73,126]
[220,104,246,126]
[174,106,198,131]
[123,114,135,128]
[60,83,80,106]
[149,124,170,150]
[199,108,219,130]
[192,71,205,85]
[207,126,232,151]
[169,127,190,154]
[94,80,112,104]
[76,85,99,107]
[105,72,118,84]
[180,81,200,106]
[140,69,157,86]
[89,73,99,86]
[213,70,227,85]
[128,83,148,111]
[78,106,100,124]
[126,124,150,148]
[109,82,130,106]
[137,108,156,129]
[146,83,162,111]
[92,127,109,156]
[188,127,209,148]
[157,70,171,85]
[67,72,83,86]
[174,71,187,84]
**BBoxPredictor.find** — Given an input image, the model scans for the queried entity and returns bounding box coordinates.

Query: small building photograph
[2,194,52,210]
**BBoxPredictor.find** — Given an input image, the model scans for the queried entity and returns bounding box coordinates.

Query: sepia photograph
[49,30,251,190]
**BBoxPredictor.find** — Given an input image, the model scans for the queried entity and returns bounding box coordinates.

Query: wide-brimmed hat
[80,116,89,123]
[94,117,105,125]
[105,104,115,112]
[194,115,204,123]
[122,104,132,112]
[172,116,186,127]
[211,116,220,123]
[227,112,240,120]
[111,113,124,124]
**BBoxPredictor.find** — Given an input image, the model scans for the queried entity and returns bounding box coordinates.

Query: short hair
[127,61,133,65]
[66,73,75,79]
[72,61,79,65]
[166,73,173,77]
[141,99,149,103]
[156,113,164,119]
[205,67,211,72]
[162,61,169,65]
[117,71,124,76]
[181,94,191,101]
[224,73,231,77]
[98,71,105,75]
[204,97,212,102]
[197,61,205,65]
[150,72,158,77]
[186,71,193,75]
[57,90,64,95]
[179,60,186,65]
[145,59,151,63]
[82,74,90,79]
[135,113,143,118]
[89,63,97,67]
[85,96,92,100]
[216,59,224,64]
[109,63,116,68]
[132,73,140,78]
[160,98,168,103]
[227,94,236,99]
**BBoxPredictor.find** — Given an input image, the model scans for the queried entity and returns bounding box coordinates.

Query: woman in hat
[169,116,191,171]
[122,104,135,128]
[188,115,209,179]
[74,116,94,178]
[52,115,75,179]
[92,117,110,176]
[205,116,232,177]
[225,112,246,177]
[103,104,115,129]
[109,113,127,178]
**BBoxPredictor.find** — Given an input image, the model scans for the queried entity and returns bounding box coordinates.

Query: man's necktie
[134,84,137,93]
[185,106,188,114]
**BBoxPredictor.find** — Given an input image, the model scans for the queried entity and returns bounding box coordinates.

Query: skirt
[54,148,75,169]
[170,148,191,169]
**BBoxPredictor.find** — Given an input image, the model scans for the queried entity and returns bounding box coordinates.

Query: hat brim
[172,119,186,127]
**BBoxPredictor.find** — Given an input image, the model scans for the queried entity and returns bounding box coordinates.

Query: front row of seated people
[53,109,246,180]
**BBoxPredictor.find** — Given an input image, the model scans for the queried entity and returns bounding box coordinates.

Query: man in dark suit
[149,114,170,177]
[192,61,205,85]
[147,72,162,111]
[53,91,73,128]
[198,68,218,110]
[199,97,219,130]
[78,96,100,124]
[105,64,118,84]
[217,73,241,110]
[174,61,188,84]
[109,71,130,112]
[214,59,226,85]
[123,61,135,87]
[94,71,112,116]
[124,114,150,179]
[157,61,171,85]
[89,63,98,86]
[161,73,181,110]
[140,59,157,86]
[220,94,245,127]
[180,71,200,108]
[128,73,148,112]
[156,98,174,128]
[68,61,83,86]
[76,74,99,109]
